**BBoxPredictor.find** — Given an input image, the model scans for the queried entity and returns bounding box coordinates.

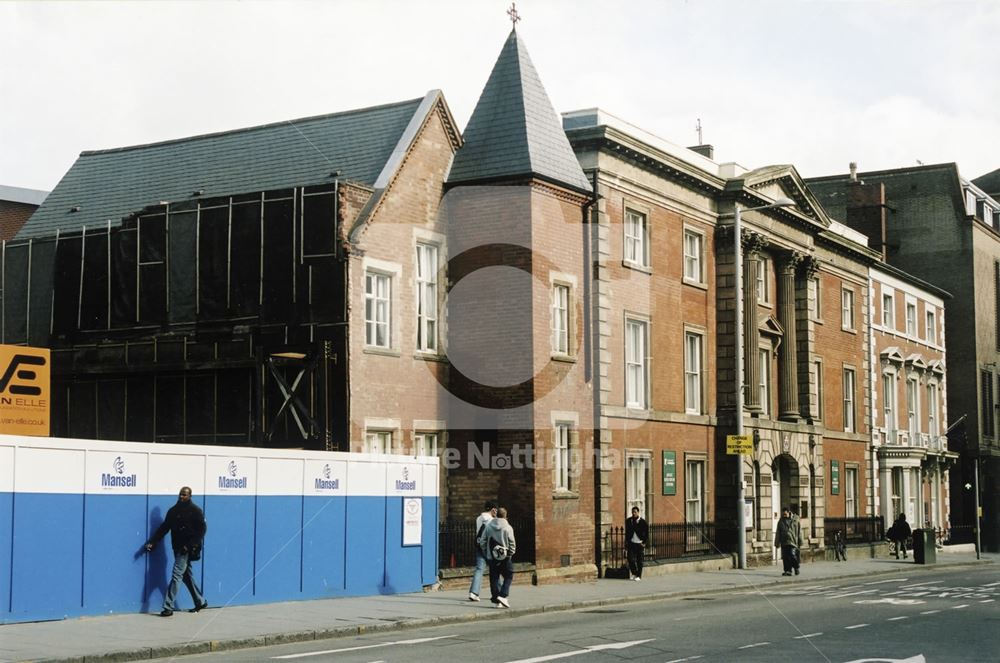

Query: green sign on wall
[831,460,840,495]
[662,451,676,496]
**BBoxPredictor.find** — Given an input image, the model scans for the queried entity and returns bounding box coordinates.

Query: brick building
[0,184,47,239]
[4,27,958,582]
[809,163,996,551]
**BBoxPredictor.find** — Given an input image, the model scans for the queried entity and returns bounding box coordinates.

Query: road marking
[920,610,941,615]
[827,589,878,599]
[738,642,771,650]
[845,624,869,630]
[980,599,995,603]
[272,635,458,659]
[888,616,909,621]
[855,598,925,606]
[900,581,943,589]
[864,578,908,585]
[664,657,703,663]
[982,581,1000,587]
[794,633,823,639]
[951,604,969,609]
[503,639,655,663]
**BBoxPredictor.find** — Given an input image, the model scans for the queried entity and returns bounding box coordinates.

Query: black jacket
[625,516,648,546]
[148,500,206,553]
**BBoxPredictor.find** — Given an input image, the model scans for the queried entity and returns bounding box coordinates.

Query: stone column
[744,258,760,410]
[797,256,820,421]
[778,251,803,420]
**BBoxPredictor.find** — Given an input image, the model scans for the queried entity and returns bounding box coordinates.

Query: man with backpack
[468,500,497,602]
[479,506,516,608]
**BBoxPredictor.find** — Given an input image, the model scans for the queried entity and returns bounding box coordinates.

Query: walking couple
[468,501,517,608]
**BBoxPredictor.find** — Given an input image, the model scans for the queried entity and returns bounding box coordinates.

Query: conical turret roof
[447,30,591,194]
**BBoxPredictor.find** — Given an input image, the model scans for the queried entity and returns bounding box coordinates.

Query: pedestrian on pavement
[775,507,802,576]
[624,506,648,581]
[833,529,847,561]
[468,500,497,602]
[479,506,516,608]
[144,486,208,617]
[889,512,912,559]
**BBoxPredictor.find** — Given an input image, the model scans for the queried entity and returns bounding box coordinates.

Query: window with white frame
[624,209,648,268]
[906,302,917,336]
[845,466,858,518]
[907,377,919,434]
[625,318,648,409]
[759,348,771,416]
[415,243,438,352]
[882,292,895,329]
[684,331,703,414]
[554,423,571,492]
[414,432,438,457]
[891,467,903,517]
[365,271,392,348]
[843,367,856,432]
[552,283,570,355]
[809,277,822,320]
[927,382,939,435]
[683,229,703,283]
[626,453,650,517]
[926,309,937,344]
[815,359,824,421]
[908,470,918,521]
[841,287,855,330]
[365,430,392,454]
[756,258,769,303]
[883,372,897,433]
[685,457,706,523]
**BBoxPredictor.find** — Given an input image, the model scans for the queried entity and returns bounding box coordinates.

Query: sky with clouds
[2,0,998,193]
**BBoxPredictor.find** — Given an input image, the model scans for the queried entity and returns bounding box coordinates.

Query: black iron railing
[603,522,731,569]
[439,516,536,567]
[823,516,885,546]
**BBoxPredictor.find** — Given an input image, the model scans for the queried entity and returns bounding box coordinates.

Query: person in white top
[468,500,497,601]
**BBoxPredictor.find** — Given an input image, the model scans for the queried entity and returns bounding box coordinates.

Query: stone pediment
[905,353,927,370]
[759,314,784,351]
[927,359,945,376]
[737,164,833,229]
[880,347,904,363]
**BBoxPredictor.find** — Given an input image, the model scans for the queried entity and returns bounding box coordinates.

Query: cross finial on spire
[696,118,703,145]
[507,2,521,28]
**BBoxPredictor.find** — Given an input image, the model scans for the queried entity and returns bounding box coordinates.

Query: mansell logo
[0,345,50,436]
[314,463,339,491]
[218,459,247,489]
[395,466,416,491]
[101,456,137,489]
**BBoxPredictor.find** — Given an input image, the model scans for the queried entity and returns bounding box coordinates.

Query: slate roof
[18,97,425,238]
[973,167,1000,198]
[447,30,591,194]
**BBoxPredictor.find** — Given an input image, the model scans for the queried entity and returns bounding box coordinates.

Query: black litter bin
[913,529,936,564]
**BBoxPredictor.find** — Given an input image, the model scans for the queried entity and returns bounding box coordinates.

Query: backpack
[488,536,509,561]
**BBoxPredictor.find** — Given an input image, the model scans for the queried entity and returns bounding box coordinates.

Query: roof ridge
[80,96,425,157]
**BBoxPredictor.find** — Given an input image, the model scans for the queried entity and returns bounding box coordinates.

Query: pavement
[1,547,995,663]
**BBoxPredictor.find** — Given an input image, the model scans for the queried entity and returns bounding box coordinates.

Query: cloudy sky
[2,0,998,193]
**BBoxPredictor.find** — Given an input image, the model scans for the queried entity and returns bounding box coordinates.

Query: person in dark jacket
[625,507,649,581]
[889,513,912,559]
[775,507,802,576]
[145,486,208,616]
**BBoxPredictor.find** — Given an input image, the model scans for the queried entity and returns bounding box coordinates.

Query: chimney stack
[849,161,858,182]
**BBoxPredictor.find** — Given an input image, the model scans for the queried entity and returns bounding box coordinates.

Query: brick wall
[0,201,37,240]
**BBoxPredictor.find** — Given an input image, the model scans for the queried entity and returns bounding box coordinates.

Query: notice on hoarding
[726,434,753,455]
[662,451,676,495]
[0,345,50,436]
[403,497,422,546]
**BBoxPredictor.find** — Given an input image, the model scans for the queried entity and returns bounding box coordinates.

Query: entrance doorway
[771,454,797,560]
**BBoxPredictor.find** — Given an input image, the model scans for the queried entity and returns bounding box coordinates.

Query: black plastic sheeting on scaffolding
[1,184,346,450]
[2,186,340,341]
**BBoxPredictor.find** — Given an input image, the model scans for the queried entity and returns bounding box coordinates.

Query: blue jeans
[469,550,487,596]
[163,551,205,611]
[488,557,513,601]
